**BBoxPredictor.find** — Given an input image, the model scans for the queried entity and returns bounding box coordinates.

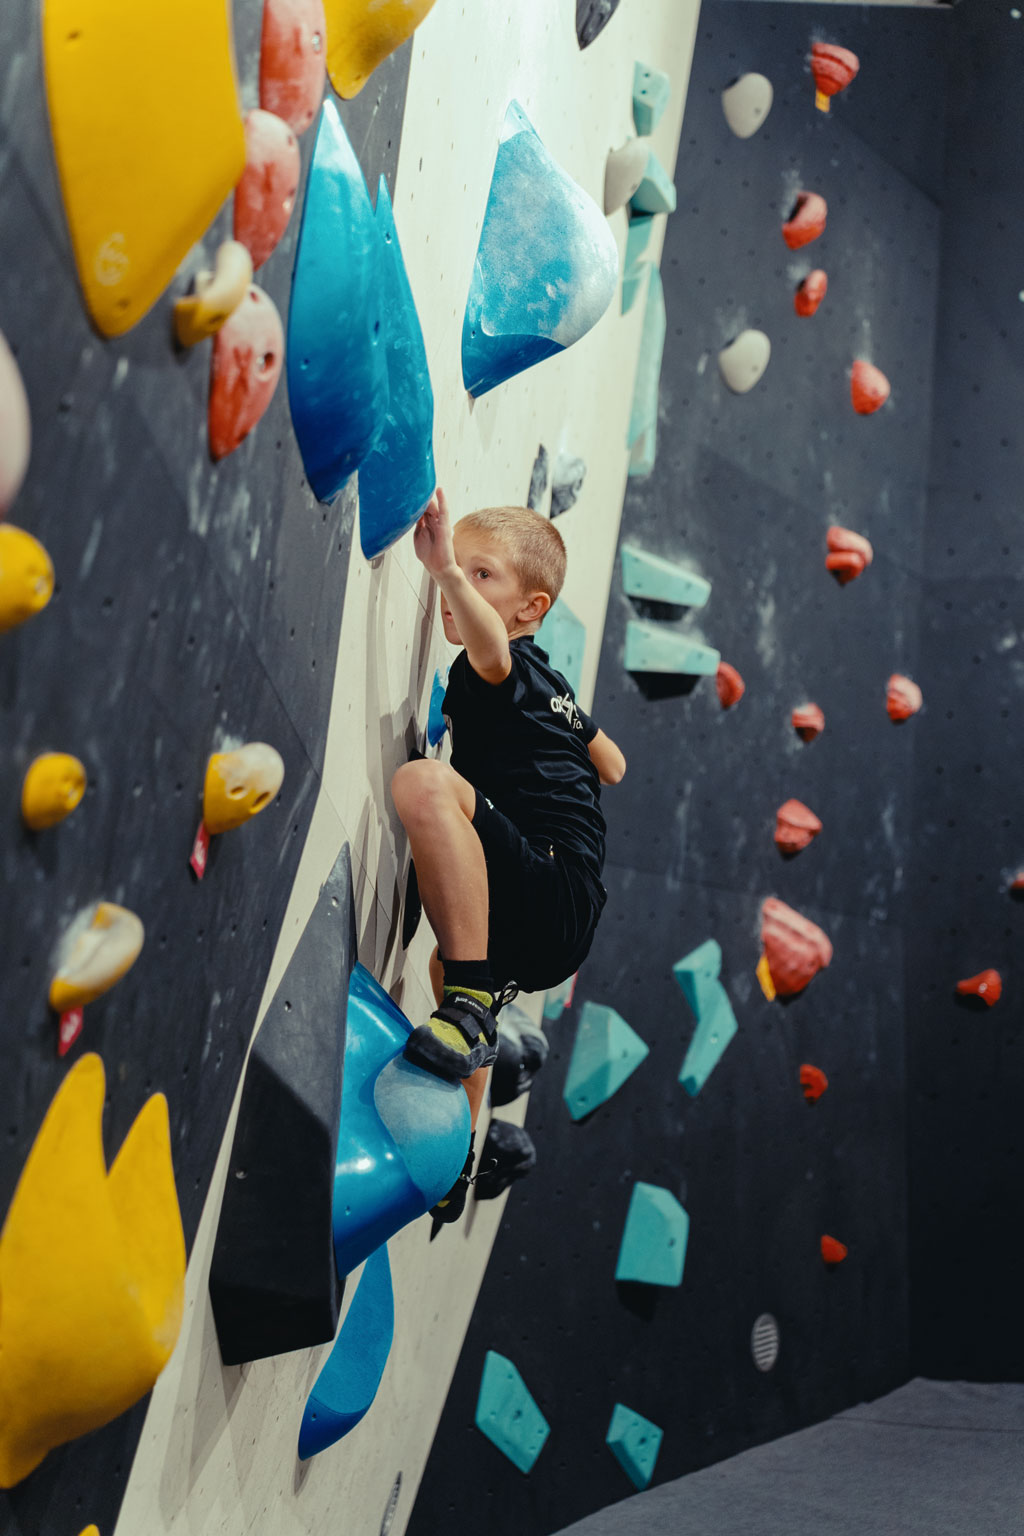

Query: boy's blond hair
[456,506,566,606]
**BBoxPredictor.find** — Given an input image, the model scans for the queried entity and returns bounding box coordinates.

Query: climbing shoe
[430,1133,476,1225]
[404,988,499,1080]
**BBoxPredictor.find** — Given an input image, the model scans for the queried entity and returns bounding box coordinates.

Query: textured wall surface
[410,5,949,1533]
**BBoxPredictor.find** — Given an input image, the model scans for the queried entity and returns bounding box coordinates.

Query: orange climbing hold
[826,526,873,585]
[956,969,1002,1006]
[792,703,825,741]
[760,897,833,997]
[886,674,922,722]
[851,359,890,415]
[1011,872,1024,893]
[810,42,860,111]
[234,110,301,269]
[800,1064,828,1102]
[821,1234,848,1265]
[208,286,284,460]
[716,661,745,709]
[260,0,328,136]
[794,269,827,317]
[774,799,822,855]
[782,192,827,250]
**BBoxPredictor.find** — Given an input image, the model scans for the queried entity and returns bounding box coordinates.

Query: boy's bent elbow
[603,753,626,786]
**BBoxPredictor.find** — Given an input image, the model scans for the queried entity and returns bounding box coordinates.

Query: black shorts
[470,790,607,994]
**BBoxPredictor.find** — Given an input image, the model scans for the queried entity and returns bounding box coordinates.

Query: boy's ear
[518,590,551,624]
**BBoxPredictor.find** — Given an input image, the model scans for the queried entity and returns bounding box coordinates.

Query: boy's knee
[391,758,461,823]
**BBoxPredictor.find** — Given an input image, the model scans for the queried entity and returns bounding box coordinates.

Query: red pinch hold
[716,661,746,709]
[761,897,833,996]
[792,702,825,741]
[775,799,823,854]
[782,192,827,250]
[821,1234,848,1265]
[259,0,328,136]
[234,110,301,269]
[851,359,890,415]
[794,269,828,317]
[209,286,284,460]
[886,673,922,722]
[800,1064,829,1102]
[810,42,860,100]
[956,969,1002,1006]
[826,525,874,585]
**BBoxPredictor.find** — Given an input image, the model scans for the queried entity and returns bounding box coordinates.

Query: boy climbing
[391,488,626,1209]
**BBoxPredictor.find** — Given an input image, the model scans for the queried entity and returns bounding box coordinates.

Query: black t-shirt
[443,636,606,879]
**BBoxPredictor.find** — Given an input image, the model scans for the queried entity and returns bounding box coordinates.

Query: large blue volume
[298,1242,394,1459]
[462,101,618,397]
[287,99,388,505]
[357,176,436,560]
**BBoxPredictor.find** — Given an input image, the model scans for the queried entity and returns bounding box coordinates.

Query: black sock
[440,957,495,1003]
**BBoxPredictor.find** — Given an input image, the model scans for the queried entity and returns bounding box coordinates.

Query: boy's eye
[476,568,490,579]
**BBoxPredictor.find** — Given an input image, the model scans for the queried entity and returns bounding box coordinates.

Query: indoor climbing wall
[410,5,951,1533]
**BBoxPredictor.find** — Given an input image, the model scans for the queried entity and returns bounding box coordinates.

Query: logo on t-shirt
[550,691,584,730]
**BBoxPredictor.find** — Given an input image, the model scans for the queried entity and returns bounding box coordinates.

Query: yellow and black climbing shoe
[430,1133,476,1227]
[404,989,499,1080]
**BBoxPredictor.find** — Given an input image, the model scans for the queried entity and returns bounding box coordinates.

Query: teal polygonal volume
[606,1402,664,1489]
[627,267,666,457]
[632,61,671,135]
[563,1001,649,1120]
[616,1181,689,1286]
[542,597,586,696]
[624,620,720,675]
[621,544,711,608]
[630,149,677,216]
[673,939,739,1097]
[475,1351,550,1473]
[543,974,575,1020]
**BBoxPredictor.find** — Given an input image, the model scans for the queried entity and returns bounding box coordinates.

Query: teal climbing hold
[563,1000,649,1120]
[627,266,665,475]
[624,620,719,675]
[475,1351,550,1473]
[621,544,711,608]
[673,939,738,1097]
[541,597,586,696]
[622,214,654,315]
[543,974,575,1020]
[621,266,645,315]
[630,150,677,216]
[606,1402,664,1489]
[616,1181,689,1286]
[427,665,449,746]
[632,61,671,135]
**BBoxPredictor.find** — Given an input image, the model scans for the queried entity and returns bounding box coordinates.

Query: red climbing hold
[851,359,890,415]
[792,703,825,741]
[821,1234,848,1265]
[259,0,327,136]
[716,661,746,709]
[760,897,833,996]
[782,192,827,250]
[774,799,822,855]
[886,674,922,722]
[234,110,301,269]
[794,269,828,317]
[956,969,1002,1006]
[810,42,860,104]
[1011,872,1024,893]
[800,1064,828,1102]
[208,286,284,460]
[826,526,873,584]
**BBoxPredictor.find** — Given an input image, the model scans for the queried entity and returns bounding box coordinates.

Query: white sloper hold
[721,74,774,139]
[0,330,30,514]
[718,330,771,394]
[604,140,649,216]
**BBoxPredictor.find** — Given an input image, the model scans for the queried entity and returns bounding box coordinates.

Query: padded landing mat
[549,1380,1024,1536]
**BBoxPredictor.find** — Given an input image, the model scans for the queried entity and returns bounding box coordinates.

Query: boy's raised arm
[415,489,511,683]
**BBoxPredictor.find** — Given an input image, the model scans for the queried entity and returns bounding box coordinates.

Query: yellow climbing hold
[755,953,776,1002]
[21,752,87,830]
[174,240,253,347]
[0,525,54,633]
[203,742,285,834]
[325,0,438,98]
[49,901,145,1013]
[77,1528,101,1536]
[42,0,246,337]
[0,1055,185,1487]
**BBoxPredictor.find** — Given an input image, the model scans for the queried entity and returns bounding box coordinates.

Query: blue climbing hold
[541,597,586,696]
[332,964,471,1280]
[563,1000,649,1120]
[606,1402,664,1489]
[298,1242,394,1459]
[462,101,618,398]
[475,1350,550,1473]
[357,176,436,559]
[426,664,450,746]
[616,1181,689,1286]
[673,939,738,1097]
[287,99,388,505]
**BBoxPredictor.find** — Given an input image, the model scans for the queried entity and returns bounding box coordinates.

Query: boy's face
[441,529,535,643]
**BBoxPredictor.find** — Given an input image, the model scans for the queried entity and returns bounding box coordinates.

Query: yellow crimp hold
[42,0,246,337]
[21,752,87,830]
[755,953,776,1002]
[49,901,145,1014]
[203,742,285,834]
[174,240,253,347]
[815,89,830,113]
[0,525,54,633]
[0,1055,185,1488]
[325,0,439,98]
[77,1527,101,1536]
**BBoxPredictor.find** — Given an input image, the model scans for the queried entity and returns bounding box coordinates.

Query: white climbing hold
[721,73,774,139]
[718,329,771,393]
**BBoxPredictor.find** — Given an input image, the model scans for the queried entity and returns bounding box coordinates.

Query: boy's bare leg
[392,759,488,960]
[429,945,489,1129]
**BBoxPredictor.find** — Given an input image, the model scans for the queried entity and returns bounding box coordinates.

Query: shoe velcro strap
[433,993,497,1046]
